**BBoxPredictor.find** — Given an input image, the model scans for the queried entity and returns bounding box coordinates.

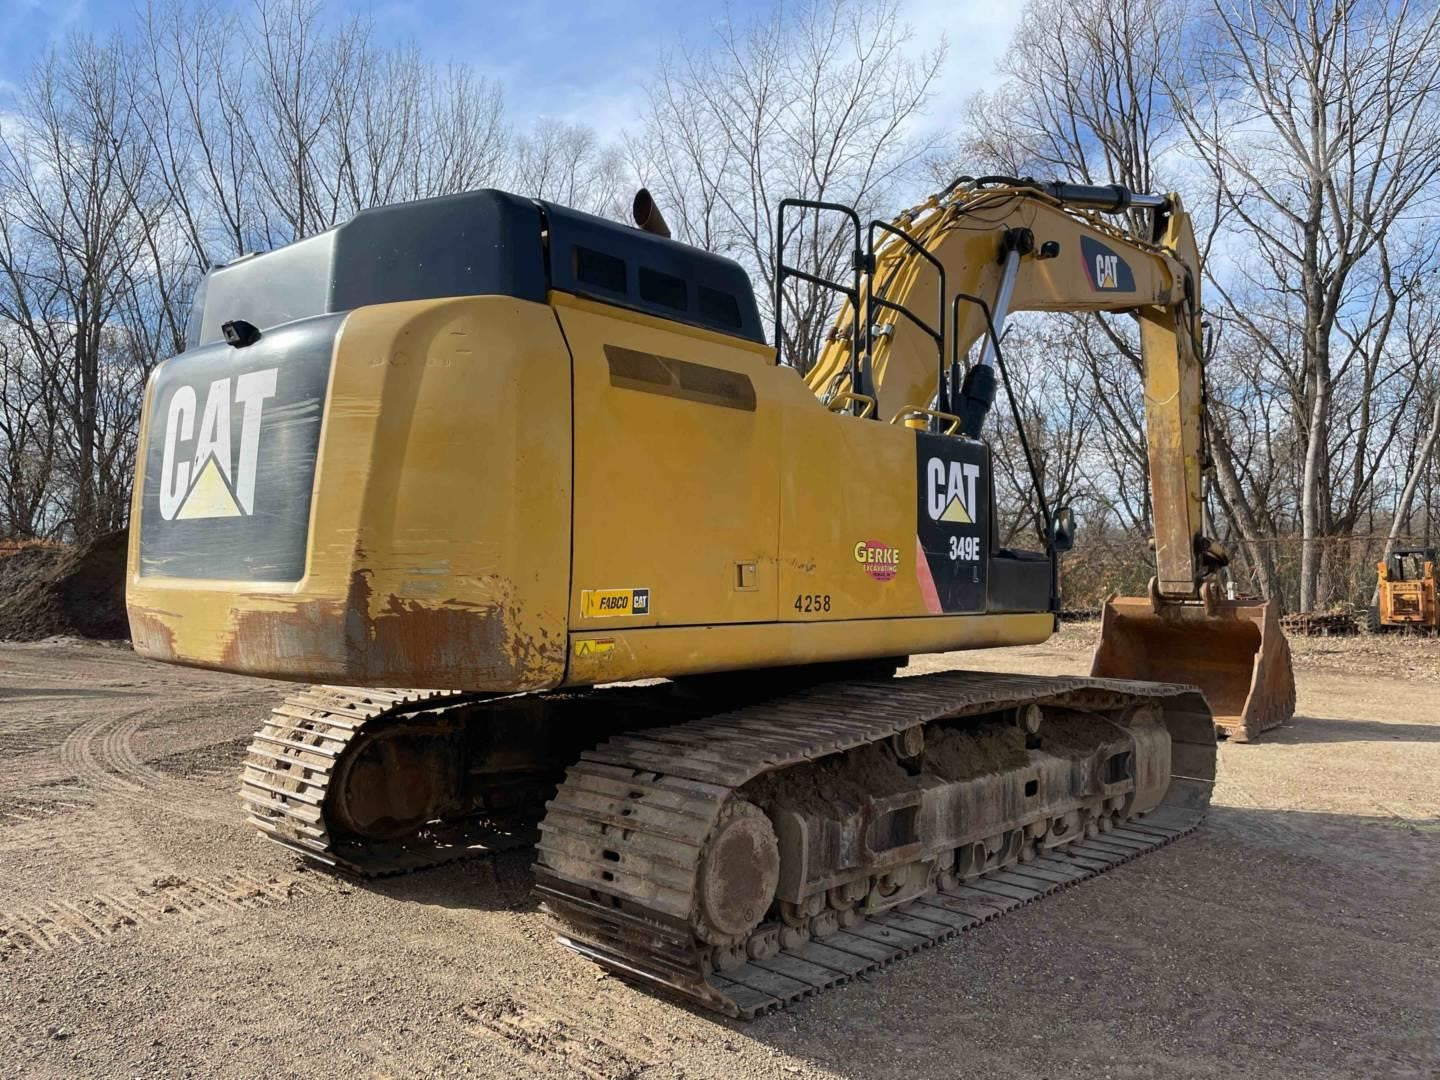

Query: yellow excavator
[125,176,1293,1017]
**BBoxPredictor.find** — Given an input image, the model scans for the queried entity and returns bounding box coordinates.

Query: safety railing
[774,199,865,411]
[866,220,947,426]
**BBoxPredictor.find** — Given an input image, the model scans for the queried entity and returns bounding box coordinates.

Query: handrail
[949,291,1002,403]
[826,391,877,419]
[951,289,1057,605]
[866,220,946,424]
[775,199,865,413]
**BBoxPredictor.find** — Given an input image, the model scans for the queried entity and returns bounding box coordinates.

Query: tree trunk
[1298,343,1330,612]
[1210,426,1285,608]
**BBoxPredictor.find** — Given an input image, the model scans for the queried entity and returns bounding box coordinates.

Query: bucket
[1091,595,1295,741]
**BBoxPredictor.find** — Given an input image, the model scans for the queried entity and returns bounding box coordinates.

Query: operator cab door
[557,298,781,632]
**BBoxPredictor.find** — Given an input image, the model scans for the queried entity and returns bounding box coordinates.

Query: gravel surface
[0,629,1435,1079]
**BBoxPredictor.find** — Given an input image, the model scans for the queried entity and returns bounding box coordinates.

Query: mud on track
[0,630,1436,1079]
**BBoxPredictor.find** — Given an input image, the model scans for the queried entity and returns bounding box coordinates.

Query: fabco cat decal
[580,588,651,618]
[915,433,989,614]
[854,540,901,581]
[1080,234,1135,292]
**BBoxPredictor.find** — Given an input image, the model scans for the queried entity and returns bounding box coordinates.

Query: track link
[241,686,535,876]
[534,671,1216,1018]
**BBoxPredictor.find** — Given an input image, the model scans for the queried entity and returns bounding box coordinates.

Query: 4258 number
[793,593,832,613]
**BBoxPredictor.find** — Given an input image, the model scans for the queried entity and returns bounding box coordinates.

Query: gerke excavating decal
[854,540,901,582]
[915,432,989,614]
[139,314,337,581]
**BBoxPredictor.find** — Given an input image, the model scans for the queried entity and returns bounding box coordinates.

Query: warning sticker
[574,638,615,658]
[580,588,651,618]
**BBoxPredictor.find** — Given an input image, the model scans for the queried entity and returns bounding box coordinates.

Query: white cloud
[901,0,1023,136]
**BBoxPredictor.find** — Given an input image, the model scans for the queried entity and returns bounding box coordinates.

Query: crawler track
[241,686,537,876]
[534,671,1216,1018]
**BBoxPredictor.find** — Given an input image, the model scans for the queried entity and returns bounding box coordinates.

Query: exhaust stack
[632,188,672,238]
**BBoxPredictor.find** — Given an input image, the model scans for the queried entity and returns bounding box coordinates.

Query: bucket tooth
[1090,595,1295,742]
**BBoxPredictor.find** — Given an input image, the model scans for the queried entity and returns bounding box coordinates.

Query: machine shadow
[347,837,543,913]
[317,803,1438,1080]
[712,804,1439,1080]
[1255,713,1440,745]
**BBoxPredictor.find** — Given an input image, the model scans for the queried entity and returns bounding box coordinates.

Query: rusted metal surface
[534,670,1216,1018]
[126,609,179,662]
[1090,595,1295,742]
[207,568,565,690]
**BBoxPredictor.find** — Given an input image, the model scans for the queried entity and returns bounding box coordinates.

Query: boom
[803,179,1211,603]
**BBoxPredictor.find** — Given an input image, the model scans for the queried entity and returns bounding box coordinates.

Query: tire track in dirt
[0,784,93,828]
[0,694,315,938]
[60,711,161,793]
[458,992,658,1080]
[0,871,329,961]
[0,708,163,798]
[452,976,717,1080]
[0,707,160,797]
[51,708,237,825]
[0,685,278,798]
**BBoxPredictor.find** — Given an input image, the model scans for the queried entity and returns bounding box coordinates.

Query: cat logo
[1080,235,1135,292]
[158,369,279,521]
[1094,252,1120,289]
[926,457,981,526]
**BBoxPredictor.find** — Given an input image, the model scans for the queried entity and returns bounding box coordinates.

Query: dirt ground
[0,627,1436,1079]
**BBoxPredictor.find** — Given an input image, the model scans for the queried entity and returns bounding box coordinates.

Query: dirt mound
[0,530,130,641]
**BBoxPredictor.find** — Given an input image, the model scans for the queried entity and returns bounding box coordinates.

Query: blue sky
[0,0,1021,136]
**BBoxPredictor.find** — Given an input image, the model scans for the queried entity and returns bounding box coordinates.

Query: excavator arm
[800,178,1293,738]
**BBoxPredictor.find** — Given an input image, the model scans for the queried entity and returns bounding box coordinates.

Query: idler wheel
[328,725,459,841]
[694,799,780,946]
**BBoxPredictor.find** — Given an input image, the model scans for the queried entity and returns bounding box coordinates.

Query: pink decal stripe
[914,535,942,614]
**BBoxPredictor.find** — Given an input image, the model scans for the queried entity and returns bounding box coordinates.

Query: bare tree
[512,120,626,216]
[1371,288,1440,601]
[629,0,944,368]
[1171,0,1440,610]
[0,40,152,539]
[0,326,60,537]
[958,0,1183,194]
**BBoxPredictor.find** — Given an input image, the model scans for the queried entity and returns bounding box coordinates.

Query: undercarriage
[241,669,1215,1015]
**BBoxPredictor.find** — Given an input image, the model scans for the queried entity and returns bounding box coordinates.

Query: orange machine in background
[1375,547,1438,631]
